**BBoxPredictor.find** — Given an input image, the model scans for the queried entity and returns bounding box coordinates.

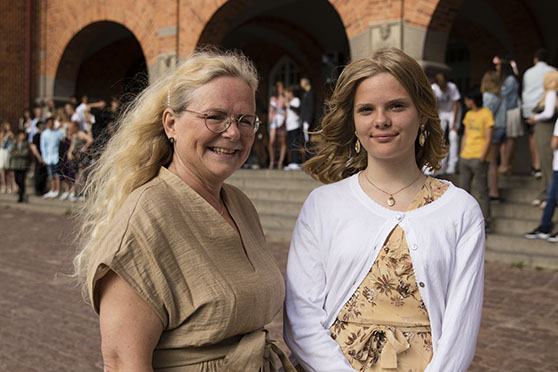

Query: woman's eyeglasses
[184,109,260,137]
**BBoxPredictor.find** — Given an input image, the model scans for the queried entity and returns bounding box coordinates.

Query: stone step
[492,202,545,220]
[235,187,314,203]
[250,199,303,217]
[486,233,558,269]
[228,177,320,191]
[492,217,541,235]
[231,168,317,181]
[499,187,541,204]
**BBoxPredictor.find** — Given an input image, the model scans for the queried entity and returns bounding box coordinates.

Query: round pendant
[387,196,395,206]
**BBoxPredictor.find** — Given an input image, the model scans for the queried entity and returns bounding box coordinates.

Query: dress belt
[222,328,296,372]
[349,324,430,371]
[152,328,296,372]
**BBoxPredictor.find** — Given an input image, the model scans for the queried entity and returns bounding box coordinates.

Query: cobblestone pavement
[1,208,557,371]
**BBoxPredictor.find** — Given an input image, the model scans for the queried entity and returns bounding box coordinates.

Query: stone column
[348,20,450,75]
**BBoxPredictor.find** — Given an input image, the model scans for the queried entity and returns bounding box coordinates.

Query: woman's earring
[354,137,361,154]
[418,125,426,147]
[169,137,175,145]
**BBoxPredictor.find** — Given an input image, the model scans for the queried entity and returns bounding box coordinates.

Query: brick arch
[423,0,544,70]
[53,21,146,100]
[44,0,157,79]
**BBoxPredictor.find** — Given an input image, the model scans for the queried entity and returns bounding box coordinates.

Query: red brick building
[1,0,557,127]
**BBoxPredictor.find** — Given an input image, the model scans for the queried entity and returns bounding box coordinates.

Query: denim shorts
[492,126,507,144]
[46,163,60,178]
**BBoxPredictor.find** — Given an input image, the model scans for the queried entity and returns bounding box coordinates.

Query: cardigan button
[419,282,425,288]
[411,244,418,251]
[396,214,403,221]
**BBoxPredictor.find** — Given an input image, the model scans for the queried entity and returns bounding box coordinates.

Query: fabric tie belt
[153,328,296,372]
[350,324,430,371]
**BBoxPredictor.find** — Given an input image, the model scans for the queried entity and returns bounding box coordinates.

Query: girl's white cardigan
[284,174,485,372]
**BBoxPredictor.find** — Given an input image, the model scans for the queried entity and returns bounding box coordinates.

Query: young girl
[284,48,485,372]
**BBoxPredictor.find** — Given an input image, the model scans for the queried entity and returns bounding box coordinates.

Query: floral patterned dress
[330,177,449,372]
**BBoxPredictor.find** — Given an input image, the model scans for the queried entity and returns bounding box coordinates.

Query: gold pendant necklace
[363,171,422,207]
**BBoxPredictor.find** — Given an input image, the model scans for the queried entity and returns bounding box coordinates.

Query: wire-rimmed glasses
[184,109,260,137]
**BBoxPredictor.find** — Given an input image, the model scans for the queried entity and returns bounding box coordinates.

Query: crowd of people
[266,77,315,170]
[0,96,121,203]
[426,48,558,238]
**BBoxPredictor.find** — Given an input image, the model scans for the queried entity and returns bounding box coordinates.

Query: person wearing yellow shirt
[460,88,494,232]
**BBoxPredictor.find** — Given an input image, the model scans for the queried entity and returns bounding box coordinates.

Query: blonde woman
[481,70,506,202]
[527,70,558,207]
[284,48,485,372]
[74,49,294,372]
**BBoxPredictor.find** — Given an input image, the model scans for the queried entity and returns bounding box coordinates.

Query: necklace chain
[363,171,422,207]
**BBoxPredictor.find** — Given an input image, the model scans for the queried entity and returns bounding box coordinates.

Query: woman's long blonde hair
[305,48,447,184]
[480,70,502,95]
[73,48,258,297]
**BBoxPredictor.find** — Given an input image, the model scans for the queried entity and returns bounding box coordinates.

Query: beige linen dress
[87,167,291,372]
[330,177,449,372]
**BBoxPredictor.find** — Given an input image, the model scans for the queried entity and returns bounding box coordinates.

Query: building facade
[1,0,557,127]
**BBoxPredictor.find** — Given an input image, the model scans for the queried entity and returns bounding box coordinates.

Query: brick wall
[0,0,28,127]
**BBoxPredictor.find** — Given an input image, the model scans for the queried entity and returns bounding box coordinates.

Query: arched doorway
[53,21,147,104]
[198,0,349,167]
[198,0,349,119]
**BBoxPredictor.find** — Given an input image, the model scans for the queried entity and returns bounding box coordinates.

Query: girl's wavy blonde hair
[73,47,258,297]
[305,48,447,184]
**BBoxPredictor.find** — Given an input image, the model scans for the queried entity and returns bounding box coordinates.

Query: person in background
[522,48,556,180]
[42,99,57,119]
[30,120,48,196]
[73,49,294,371]
[18,108,32,132]
[481,70,506,202]
[284,85,302,171]
[267,82,288,169]
[67,121,93,202]
[0,122,16,194]
[40,117,64,198]
[494,57,523,175]
[300,77,316,161]
[27,106,42,143]
[431,73,461,174]
[525,116,558,242]
[526,70,558,209]
[459,88,494,232]
[285,48,484,372]
[9,130,31,203]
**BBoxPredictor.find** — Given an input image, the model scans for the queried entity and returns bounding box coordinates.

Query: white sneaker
[43,191,55,198]
[284,163,301,171]
[59,191,70,200]
[51,190,59,198]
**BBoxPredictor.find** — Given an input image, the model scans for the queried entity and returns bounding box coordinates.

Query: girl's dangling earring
[354,138,361,154]
[418,125,426,147]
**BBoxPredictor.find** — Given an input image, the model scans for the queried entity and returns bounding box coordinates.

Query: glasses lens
[237,114,257,136]
[205,110,228,132]
[204,110,258,136]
